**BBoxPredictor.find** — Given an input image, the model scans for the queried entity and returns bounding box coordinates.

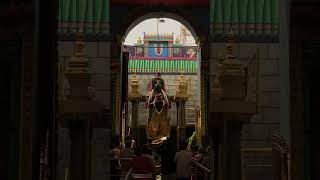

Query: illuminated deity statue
[146,72,171,143]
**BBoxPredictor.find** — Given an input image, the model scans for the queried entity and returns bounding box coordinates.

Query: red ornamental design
[155,44,163,56]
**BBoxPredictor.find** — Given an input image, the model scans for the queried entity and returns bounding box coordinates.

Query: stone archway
[110,9,210,145]
[122,12,199,43]
[110,6,210,59]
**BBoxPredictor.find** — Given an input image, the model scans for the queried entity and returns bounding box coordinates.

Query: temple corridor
[0,0,319,180]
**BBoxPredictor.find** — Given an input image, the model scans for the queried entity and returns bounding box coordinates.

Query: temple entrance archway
[115,12,205,148]
[56,3,211,180]
[123,12,199,43]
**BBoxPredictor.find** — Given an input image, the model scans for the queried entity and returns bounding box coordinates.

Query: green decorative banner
[58,0,109,33]
[210,0,279,35]
[128,59,198,74]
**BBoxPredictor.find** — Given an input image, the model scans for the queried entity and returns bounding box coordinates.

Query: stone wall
[210,42,280,179]
[128,73,201,126]
[57,39,200,129]
[58,40,111,110]
[58,40,112,180]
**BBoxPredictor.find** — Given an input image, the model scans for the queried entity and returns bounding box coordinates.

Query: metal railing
[124,168,133,180]
[124,168,154,180]
[192,159,212,180]
[110,157,133,180]
[113,157,212,180]
[271,132,290,180]
[192,160,211,174]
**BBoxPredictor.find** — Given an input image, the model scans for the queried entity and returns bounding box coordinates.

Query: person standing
[193,147,205,163]
[120,140,135,175]
[109,140,121,180]
[142,144,155,166]
[158,138,176,180]
[125,135,136,149]
[174,141,193,180]
[120,140,134,158]
[130,146,155,180]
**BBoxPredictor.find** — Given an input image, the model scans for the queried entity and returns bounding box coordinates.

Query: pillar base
[177,127,187,150]
[223,120,242,180]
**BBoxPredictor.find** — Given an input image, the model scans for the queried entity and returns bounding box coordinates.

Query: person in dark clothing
[175,141,193,180]
[120,140,134,158]
[157,138,176,180]
[130,146,155,180]
[125,135,136,149]
[193,147,205,163]
[109,139,121,180]
[120,140,135,175]
[191,145,199,158]
[142,144,155,165]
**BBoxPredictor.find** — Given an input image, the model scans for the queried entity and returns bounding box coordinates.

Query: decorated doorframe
[112,10,210,144]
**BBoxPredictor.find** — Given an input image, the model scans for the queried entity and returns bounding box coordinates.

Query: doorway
[120,14,202,148]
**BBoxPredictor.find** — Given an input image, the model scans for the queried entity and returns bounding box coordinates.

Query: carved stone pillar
[176,99,187,149]
[69,119,90,180]
[223,118,242,180]
[175,74,190,150]
[210,31,257,180]
[130,100,139,140]
[194,105,202,146]
[56,128,71,180]
[128,74,142,143]
[59,35,101,180]
[92,128,111,180]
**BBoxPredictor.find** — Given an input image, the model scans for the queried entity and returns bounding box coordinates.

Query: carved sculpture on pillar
[128,74,142,140]
[176,74,191,97]
[221,30,244,87]
[65,35,90,100]
[210,30,257,180]
[59,34,102,180]
[60,34,100,113]
[129,74,140,97]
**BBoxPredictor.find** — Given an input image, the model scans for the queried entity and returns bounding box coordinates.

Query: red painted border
[129,56,197,60]
[111,0,209,6]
